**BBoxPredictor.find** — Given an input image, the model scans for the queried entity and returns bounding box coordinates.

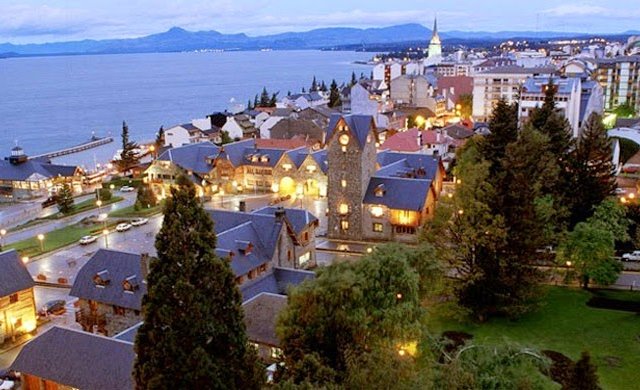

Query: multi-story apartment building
[594,56,640,112]
[472,65,556,122]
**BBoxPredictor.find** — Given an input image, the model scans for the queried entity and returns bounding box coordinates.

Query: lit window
[341,146,347,153]
[282,163,292,171]
[306,165,316,173]
[341,179,347,188]
[260,155,269,163]
[9,293,18,304]
[299,252,311,267]
[339,203,349,214]
[373,223,383,232]
[371,206,384,217]
[340,220,349,230]
[251,155,259,162]
[271,347,283,359]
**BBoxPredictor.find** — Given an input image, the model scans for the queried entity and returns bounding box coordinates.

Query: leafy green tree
[566,351,601,390]
[117,121,140,171]
[277,245,423,384]
[558,221,621,288]
[479,98,518,174]
[134,176,262,389]
[96,188,112,202]
[588,199,630,242]
[328,79,342,108]
[220,130,233,145]
[134,184,157,210]
[310,76,318,92]
[569,112,617,226]
[56,184,75,214]
[457,94,473,119]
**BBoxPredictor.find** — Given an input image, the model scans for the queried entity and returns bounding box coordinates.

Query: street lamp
[37,234,45,252]
[21,256,29,264]
[219,189,225,208]
[0,228,6,250]
[103,229,109,248]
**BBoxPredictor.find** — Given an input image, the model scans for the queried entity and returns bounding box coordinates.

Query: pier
[30,136,114,160]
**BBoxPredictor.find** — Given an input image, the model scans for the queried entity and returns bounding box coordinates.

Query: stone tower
[326,114,378,241]
[428,16,442,58]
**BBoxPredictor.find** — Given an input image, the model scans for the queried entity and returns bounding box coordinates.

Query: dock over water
[30,136,113,160]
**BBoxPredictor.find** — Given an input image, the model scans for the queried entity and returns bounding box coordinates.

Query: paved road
[2,192,136,245]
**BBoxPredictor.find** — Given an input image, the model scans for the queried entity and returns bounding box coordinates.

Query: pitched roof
[255,138,308,150]
[478,65,557,75]
[114,322,142,343]
[242,293,288,346]
[0,159,79,181]
[363,176,432,211]
[69,249,146,310]
[311,150,329,173]
[252,207,318,235]
[326,114,377,149]
[157,142,220,174]
[11,327,134,390]
[0,250,34,296]
[437,76,473,99]
[239,267,315,301]
[443,124,475,139]
[615,118,640,129]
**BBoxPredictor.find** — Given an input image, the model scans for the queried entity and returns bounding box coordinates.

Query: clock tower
[326,114,378,241]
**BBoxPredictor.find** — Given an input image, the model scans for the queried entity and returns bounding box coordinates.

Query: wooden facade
[0,287,37,344]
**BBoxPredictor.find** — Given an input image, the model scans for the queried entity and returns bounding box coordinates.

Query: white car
[131,217,149,226]
[116,223,132,232]
[622,250,640,262]
[78,235,98,245]
[120,186,135,192]
[0,379,15,390]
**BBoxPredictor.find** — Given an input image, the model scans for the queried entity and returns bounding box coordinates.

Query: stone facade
[327,117,378,241]
[76,299,141,337]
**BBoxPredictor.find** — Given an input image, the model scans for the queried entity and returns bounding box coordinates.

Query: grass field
[108,204,162,218]
[426,287,640,389]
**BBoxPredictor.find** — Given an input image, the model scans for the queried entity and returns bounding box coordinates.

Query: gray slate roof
[243,293,288,346]
[252,206,318,235]
[326,114,376,149]
[11,326,134,390]
[69,249,146,310]
[363,177,432,211]
[114,322,142,343]
[157,142,220,174]
[0,159,79,181]
[0,250,34,296]
[240,267,315,301]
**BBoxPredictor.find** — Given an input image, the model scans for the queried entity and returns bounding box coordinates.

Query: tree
[134,184,157,210]
[117,121,139,171]
[558,221,621,288]
[350,71,357,86]
[134,176,262,389]
[96,188,112,202]
[56,184,75,214]
[269,92,278,107]
[253,94,259,108]
[612,102,636,118]
[220,130,233,145]
[328,79,342,108]
[259,87,270,107]
[479,98,519,175]
[568,112,616,226]
[247,99,253,110]
[155,126,164,151]
[310,76,318,92]
[567,352,601,390]
[457,94,473,119]
[319,81,327,92]
[277,245,424,385]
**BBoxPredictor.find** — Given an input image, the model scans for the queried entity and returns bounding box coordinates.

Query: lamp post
[219,189,225,209]
[103,229,109,248]
[0,228,6,250]
[37,234,45,253]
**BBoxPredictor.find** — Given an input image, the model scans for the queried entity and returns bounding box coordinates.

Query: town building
[163,118,222,147]
[427,17,442,59]
[0,146,83,201]
[472,65,556,121]
[326,114,445,243]
[0,250,36,344]
[390,74,438,109]
[381,128,454,157]
[70,249,148,336]
[282,92,328,110]
[344,81,393,129]
[594,56,640,113]
[11,326,134,390]
[242,292,288,362]
[223,114,259,139]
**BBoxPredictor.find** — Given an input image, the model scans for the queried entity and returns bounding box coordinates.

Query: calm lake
[0,50,371,168]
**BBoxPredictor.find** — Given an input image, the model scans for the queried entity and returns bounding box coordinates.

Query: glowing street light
[37,234,45,252]
[630,193,636,200]
[0,228,6,249]
[21,256,29,264]
[103,229,109,248]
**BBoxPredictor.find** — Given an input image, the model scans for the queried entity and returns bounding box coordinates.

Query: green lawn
[108,204,162,218]
[426,287,640,389]
[5,221,118,258]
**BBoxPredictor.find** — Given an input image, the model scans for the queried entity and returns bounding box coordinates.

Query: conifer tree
[568,112,616,225]
[328,79,342,108]
[319,81,327,92]
[253,94,259,108]
[480,98,518,174]
[134,176,262,389]
[269,92,278,107]
[310,76,318,92]
[350,71,357,86]
[259,87,270,107]
[247,99,253,110]
[118,121,139,171]
[154,126,164,151]
[56,183,75,214]
[134,184,157,210]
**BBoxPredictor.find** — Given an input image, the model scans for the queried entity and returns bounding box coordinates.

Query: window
[373,223,383,232]
[282,163,292,171]
[113,306,126,316]
[271,347,283,359]
[260,155,269,163]
[341,179,347,188]
[251,342,260,350]
[370,206,384,218]
[303,231,309,241]
[395,226,416,235]
[341,220,349,231]
[374,185,385,197]
[339,203,349,215]
[299,252,311,267]
[287,250,292,261]
[306,165,316,173]
[9,293,18,304]
[14,318,22,329]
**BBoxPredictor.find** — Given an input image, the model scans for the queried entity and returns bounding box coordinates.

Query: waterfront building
[0,250,36,345]
[70,249,148,336]
[282,92,328,110]
[594,56,640,113]
[163,119,222,147]
[472,65,556,122]
[0,146,83,201]
[326,114,445,243]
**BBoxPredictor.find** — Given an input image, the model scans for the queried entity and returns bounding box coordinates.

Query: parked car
[78,235,98,245]
[615,187,627,195]
[0,379,15,390]
[120,186,135,192]
[41,195,58,208]
[116,223,132,232]
[622,250,640,261]
[131,217,149,226]
[38,299,66,316]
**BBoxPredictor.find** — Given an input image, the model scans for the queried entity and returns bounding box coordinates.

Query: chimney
[417,130,422,147]
[239,200,247,212]
[436,129,442,143]
[141,253,150,282]
[275,207,286,223]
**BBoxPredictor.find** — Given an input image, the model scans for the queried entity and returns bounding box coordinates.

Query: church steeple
[433,16,439,39]
[428,15,442,58]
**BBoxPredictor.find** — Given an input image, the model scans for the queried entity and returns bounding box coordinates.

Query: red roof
[255,138,308,150]
[438,76,473,102]
[381,128,451,152]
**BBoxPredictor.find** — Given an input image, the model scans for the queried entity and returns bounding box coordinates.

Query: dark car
[38,299,66,316]
[41,195,58,208]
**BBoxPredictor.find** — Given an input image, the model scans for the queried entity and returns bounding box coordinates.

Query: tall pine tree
[480,98,519,175]
[310,76,318,92]
[259,87,270,107]
[569,112,616,226]
[328,79,342,108]
[134,176,262,389]
[118,121,139,171]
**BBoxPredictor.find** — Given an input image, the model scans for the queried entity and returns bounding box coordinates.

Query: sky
[1,1,639,44]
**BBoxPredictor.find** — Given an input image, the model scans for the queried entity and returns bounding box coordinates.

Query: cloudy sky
[1,1,638,44]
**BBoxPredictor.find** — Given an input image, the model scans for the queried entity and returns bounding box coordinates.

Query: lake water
[0,50,372,169]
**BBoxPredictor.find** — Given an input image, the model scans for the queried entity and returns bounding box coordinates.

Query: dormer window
[93,270,110,287]
[123,275,140,293]
[374,184,386,198]
[260,155,269,163]
[251,155,259,163]
[236,240,253,255]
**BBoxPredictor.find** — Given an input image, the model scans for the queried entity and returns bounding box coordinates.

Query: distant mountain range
[0,24,637,57]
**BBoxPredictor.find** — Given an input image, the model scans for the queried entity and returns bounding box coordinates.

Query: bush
[96,188,112,201]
